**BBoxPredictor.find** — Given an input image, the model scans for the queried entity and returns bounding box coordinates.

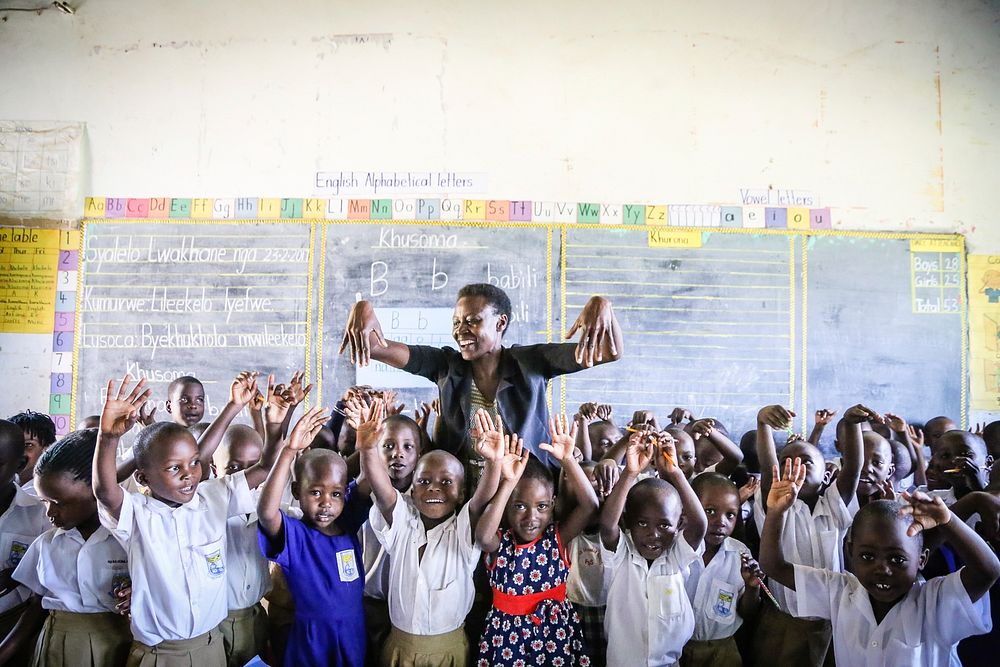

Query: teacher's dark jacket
[402,342,586,467]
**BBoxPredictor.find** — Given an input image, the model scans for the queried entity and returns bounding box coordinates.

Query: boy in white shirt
[683,473,762,666]
[0,419,50,664]
[751,403,868,666]
[93,373,278,667]
[599,430,707,667]
[353,403,503,666]
[760,457,999,667]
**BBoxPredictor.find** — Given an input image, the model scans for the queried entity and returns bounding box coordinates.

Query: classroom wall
[1,0,998,419]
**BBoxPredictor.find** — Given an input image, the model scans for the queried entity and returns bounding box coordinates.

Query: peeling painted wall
[1,1,996,248]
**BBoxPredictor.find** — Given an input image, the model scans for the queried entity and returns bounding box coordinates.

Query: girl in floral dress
[474,416,600,666]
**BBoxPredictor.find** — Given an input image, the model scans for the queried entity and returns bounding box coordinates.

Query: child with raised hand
[258,404,368,667]
[93,374,280,667]
[760,457,999,666]
[681,473,762,667]
[750,403,868,667]
[689,418,743,476]
[928,430,993,502]
[0,429,132,667]
[855,430,897,506]
[476,415,599,667]
[599,429,707,666]
[355,404,423,662]
[565,458,618,667]
[0,419,49,664]
[214,419,272,667]
[353,403,500,666]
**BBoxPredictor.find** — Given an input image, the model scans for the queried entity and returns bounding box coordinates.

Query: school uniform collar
[143,489,207,514]
[405,499,460,539]
[52,524,114,545]
[11,481,40,507]
[846,571,923,646]
[624,530,669,568]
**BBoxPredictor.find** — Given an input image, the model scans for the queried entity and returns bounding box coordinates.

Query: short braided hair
[34,428,97,483]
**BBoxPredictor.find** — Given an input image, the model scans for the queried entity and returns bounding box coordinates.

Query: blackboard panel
[319,222,552,409]
[805,235,963,425]
[558,227,795,431]
[75,221,313,421]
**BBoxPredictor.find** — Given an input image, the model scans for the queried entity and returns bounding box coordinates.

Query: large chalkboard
[73,220,966,439]
[319,222,552,409]
[74,221,313,422]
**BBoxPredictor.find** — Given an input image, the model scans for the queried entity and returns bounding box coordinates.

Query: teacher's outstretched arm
[339,300,412,368]
[565,295,624,367]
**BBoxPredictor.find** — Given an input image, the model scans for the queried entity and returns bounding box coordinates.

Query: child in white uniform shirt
[3,429,132,666]
[600,430,707,667]
[750,404,867,667]
[214,424,271,667]
[760,458,999,667]
[682,473,761,667]
[93,373,278,667]
[566,461,614,667]
[358,412,421,664]
[354,403,502,666]
[0,419,60,665]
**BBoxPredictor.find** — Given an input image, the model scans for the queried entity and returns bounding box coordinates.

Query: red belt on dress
[491,582,567,618]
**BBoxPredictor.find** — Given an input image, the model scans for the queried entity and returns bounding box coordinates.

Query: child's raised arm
[690,418,743,475]
[759,459,807,590]
[93,375,151,519]
[196,370,259,480]
[838,404,879,505]
[352,400,397,523]
[901,490,1000,602]
[257,406,329,540]
[541,415,599,543]
[467,410,506,531]
[658,433,707,548]
[599,435,653,551]
[808,409,837,446]
[474,436,530,553]
[756,405,794,510]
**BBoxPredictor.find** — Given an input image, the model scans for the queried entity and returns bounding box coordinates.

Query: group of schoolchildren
[0,373,998,667]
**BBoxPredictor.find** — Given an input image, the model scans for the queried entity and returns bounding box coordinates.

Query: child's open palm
[350,399,384,451]
[540,414,578,462]
[101,375,152,438]
[767,458,806,512]
[264,376,295,426]
[287,405,331,451]
[230,371,260,407]
[900,490,952,536]
[473,409,506,462]
[501,435,529,481]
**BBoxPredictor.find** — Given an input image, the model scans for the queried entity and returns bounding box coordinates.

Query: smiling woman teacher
[339,283,623,470]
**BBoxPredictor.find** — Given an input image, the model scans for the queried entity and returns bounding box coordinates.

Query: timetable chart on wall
[74,222,313,421]
[558,227,795,429]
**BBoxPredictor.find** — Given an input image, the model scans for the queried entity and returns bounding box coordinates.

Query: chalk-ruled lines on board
[559,228,794,426]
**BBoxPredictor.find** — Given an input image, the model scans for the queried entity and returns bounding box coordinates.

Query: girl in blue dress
[258,406,371,667]
[474,416,600,666]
